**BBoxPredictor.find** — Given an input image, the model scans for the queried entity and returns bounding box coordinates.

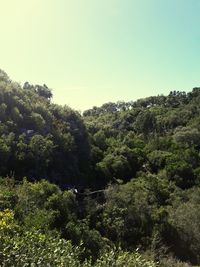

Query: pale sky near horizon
[0,0,200,111]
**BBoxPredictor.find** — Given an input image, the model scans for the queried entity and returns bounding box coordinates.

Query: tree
[134,110,156,136]
[173,126,200,146]
[35,84,52,99]
[29,135,54,177]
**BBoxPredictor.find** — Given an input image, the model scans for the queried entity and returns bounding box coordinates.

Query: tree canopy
[0,69,200,266]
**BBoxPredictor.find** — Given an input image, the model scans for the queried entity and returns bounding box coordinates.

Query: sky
[0,0,200,111]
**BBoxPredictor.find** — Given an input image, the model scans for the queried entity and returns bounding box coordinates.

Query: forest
[0,68,200,266]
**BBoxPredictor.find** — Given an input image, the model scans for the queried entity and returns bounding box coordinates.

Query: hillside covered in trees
[0,69,200,266]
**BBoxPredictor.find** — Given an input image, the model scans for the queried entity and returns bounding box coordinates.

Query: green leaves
[0,230,82,267]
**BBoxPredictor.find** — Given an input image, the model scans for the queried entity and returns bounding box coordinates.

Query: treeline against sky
[0,69,200,266]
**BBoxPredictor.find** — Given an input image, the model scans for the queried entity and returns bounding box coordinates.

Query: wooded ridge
[0,69,199,266]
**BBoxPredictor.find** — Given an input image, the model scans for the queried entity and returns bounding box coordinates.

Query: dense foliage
[0,69,200,265]
[0,69,90,187]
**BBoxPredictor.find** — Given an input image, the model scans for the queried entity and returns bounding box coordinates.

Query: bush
[95,248,157,267]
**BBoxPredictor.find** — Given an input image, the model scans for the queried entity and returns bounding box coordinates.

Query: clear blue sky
[0,0,200,111]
